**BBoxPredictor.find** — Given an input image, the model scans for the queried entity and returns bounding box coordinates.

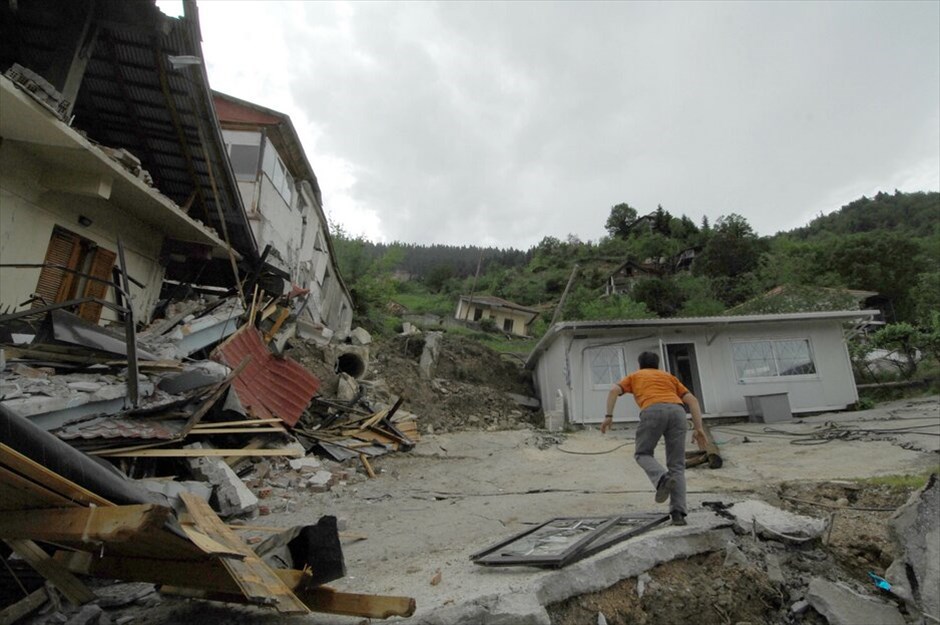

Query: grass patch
[856,467,940,490]
[393,293,454,316]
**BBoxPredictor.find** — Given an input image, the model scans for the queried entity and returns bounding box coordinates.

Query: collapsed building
[0,0,415,620]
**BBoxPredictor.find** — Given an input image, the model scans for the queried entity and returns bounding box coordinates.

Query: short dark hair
[638,351,660,369]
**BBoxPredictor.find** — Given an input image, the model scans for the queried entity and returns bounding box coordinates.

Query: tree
[605,203,639,239]
[424,264,454,293]
[692,214,763,304]
[870,323,922,379]
[632,277,686,317]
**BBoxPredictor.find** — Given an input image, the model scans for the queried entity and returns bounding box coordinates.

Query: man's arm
[682,392,707,447]
[601,385,621,434]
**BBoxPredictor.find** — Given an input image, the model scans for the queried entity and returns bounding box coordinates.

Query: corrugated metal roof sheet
[211,327,319,427]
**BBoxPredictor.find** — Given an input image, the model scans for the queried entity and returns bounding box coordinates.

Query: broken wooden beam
[4,539,95,606]
[296,586,416,619]
[0,587,48,625]
[694,422,723,469]
[0,504,171,544]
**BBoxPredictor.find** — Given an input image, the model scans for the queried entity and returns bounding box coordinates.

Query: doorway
[665,343,705,412]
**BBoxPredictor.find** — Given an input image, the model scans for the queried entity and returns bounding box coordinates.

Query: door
[665,343,705,412]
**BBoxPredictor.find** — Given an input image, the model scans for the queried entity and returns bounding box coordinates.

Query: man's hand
[692,427,707,448]
[600,415,613,434]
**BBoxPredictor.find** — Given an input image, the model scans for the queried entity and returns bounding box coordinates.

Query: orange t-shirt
[617,369,689,410]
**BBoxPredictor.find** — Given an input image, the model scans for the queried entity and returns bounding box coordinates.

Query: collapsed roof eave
[0,75,238,259]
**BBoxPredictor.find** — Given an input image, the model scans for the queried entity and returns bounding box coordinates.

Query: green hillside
[332,191,939,335]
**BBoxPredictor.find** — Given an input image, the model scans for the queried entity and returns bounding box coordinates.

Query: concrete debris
[722,543,749,568]
[94,582,156,608]
[401,322,421,336]
[64,604,104,625]
[419,332,443,380]
[728,500,826,543]
[349,326,373,346]
[885,473,940,620]
[336,372,359,402]
[636,572,652,598]
[185,443,258,517]
[805,578,905,625]
[288,456,323,472]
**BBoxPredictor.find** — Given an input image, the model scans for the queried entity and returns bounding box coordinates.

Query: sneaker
[655,475,676,503]
[670,511,688,526]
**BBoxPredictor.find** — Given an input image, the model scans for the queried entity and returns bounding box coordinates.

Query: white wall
[0,141,165,324]
[534,319,859,425]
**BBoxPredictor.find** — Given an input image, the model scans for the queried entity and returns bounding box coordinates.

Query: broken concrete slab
[402,517,733,625]
[728,500,826,543]
[806,578,905,625]
[185,443,258,517]
[349,327,372,346]
[885,473,939,621]
[419,332,442,380]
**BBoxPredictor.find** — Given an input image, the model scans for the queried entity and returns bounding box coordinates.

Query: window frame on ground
[731,338,818,381]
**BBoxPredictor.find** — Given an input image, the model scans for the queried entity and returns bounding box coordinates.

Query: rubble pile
[0,288,423,622]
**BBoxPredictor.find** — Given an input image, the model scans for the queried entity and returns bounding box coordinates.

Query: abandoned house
[455,294,540,337]
[213,92,353,337]
[526,310,877,425]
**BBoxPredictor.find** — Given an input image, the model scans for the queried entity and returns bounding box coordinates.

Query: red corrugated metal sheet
[211,327,319,427]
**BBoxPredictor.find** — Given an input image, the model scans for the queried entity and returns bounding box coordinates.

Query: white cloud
[184,1,939,248]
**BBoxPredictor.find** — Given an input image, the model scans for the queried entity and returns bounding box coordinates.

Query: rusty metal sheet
[211,328,318,427]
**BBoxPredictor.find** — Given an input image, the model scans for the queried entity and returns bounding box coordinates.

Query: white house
[525,310,876,425]
[213,92,353,337]
[455,295,539,337]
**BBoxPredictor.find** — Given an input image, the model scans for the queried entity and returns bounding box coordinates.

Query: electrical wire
[556,441,634,455]
[712,420,940,446]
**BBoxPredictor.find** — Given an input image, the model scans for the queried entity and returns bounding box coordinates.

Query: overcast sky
[160,1,940,249]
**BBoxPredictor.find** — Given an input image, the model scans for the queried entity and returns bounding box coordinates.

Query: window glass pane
[589,347,623,386]
[229,144,260,180]
[775,339,816,376]
[733,341,777,379]
[261,140,276,178]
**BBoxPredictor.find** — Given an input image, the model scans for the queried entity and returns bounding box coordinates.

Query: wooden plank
[56,551,244,595]
[95,448,302,458]
[0,587,47,625]
[179,493,308,614]
[262,308,291,344]
[193,418,284,429]
[359,454,376,479]
[296,586,416,619]
[4,539,95,605]
[0,444,113,507]
[179,524,247,559]
[185,427,285,435]
[0,504,171,543]
[0,466,75,511]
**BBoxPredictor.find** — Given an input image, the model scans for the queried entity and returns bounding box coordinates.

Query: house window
[261,139,294,207]
[34,226,116,323]
[586,346,624,388]
[228,144,261,180]
[503,318,513,332]
[222,130,262,182]
[732,339,817,380]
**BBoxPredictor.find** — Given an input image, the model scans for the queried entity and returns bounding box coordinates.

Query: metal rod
[116,237,138,408]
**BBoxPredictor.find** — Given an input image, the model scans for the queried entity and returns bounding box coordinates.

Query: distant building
[455,295,539,337]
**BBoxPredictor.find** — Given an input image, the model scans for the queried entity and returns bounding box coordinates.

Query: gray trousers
[634,403,687,515]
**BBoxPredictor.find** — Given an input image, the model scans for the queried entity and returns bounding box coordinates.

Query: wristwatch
[604,414,613,419]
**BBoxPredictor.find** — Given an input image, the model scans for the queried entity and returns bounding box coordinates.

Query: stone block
[729,500,826,543]
[185,443,258,517]
[350,326,373,345]
[806,578,905,625]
